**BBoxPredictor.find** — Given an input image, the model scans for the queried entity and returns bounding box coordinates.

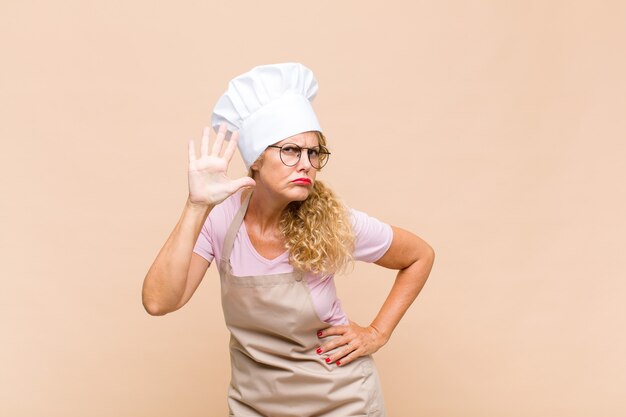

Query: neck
[242,186,290,237]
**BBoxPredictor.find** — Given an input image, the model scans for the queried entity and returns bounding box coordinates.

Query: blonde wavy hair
[248,131,356,277]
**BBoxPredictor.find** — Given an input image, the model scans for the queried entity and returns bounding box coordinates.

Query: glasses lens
[276,144,329,169]
[313,146,329,169]
[280,144,300,166]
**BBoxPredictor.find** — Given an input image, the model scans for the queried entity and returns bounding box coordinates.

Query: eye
[281,145,300,155]
[308,148,320,157]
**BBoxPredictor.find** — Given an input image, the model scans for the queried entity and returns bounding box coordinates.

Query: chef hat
[211,62,323,169]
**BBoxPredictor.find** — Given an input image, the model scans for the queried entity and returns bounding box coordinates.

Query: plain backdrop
[1,1,625,416]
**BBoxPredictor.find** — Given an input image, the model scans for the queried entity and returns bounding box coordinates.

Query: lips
[292,178,312,184]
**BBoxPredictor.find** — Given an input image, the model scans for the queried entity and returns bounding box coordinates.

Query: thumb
[229,176,256,194]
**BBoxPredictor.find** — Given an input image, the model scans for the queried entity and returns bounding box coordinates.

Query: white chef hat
[211,62,323,169]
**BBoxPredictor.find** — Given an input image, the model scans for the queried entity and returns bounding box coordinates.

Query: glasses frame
[267,143,331,169]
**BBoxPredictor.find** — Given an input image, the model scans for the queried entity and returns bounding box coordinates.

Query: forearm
[142,199,213,315]
[370,251,435,342]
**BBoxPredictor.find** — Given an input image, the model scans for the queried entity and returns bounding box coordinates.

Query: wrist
[369,323,391,344]
[185,197,214,212]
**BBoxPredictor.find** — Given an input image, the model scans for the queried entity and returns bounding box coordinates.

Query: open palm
[187,123,255,206]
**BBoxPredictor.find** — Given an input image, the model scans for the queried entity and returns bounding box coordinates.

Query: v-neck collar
[238,189,289,264]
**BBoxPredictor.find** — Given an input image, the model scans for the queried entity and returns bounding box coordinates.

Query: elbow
[427,245,435,263]
[143,297,183,316]
[142,278,176,316]
[421,245,436,275]
[141,295,171,316]
[412,244,435,270]
[142,298,170,316]
[423,244,435,267]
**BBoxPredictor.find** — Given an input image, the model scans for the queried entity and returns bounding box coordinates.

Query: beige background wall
[2,1,625,416]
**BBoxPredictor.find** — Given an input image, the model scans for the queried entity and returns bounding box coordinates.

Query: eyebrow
[277,142,320,148]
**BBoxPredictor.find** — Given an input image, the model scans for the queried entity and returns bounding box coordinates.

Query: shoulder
[347,207,387,233]
[203,190,241,237]
[203,189,244,233]
[347,207,366,231]
[193,189,244,262]
[345,206,394,262]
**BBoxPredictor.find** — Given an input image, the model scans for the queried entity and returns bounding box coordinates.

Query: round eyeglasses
[267,143,331,169]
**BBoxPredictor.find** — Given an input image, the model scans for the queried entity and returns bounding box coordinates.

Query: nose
[295,151,313,172]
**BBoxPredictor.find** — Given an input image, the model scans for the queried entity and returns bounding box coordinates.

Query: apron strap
[221,190,253,264]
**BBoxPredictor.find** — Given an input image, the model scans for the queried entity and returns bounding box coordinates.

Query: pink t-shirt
[193,189,393,326]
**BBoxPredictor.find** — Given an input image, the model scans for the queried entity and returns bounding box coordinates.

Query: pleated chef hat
[211,62,322,169]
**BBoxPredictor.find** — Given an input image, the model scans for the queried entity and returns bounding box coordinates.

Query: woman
[142,63,435,416]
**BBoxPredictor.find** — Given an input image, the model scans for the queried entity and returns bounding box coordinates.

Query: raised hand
[187,123,256,207]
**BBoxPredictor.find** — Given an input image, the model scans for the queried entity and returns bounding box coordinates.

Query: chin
[287,188,312,202]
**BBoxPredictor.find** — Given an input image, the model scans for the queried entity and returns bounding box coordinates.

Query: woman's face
[251,131,320,203]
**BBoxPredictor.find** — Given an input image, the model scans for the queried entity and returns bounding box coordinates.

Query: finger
[317,325,346,338]
[222,130,239,162]
[200,126,210,156]
[188,139,197,163]
[334,347,363,367]
[211,123,227,156]
[324,343,357,365]
[319,335,350,354]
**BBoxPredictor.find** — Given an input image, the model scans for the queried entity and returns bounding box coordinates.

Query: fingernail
[325,357,331,363]
[316,348,323,354]
[317,331,323,337]
[336,361,341,366]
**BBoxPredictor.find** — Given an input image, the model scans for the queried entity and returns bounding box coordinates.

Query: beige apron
[218,191,387,417]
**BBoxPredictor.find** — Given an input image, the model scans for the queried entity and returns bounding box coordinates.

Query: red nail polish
[316,348,322,354]
[336,361,341,366]
[325,357,331,363]
[317,331,323,337]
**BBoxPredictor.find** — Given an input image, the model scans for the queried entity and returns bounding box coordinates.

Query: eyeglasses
[267,143,331,169]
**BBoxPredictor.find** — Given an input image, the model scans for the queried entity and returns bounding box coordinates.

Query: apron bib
[219,191,386,417]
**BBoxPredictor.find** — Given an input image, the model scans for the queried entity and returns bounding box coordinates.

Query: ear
[250,156,263,173]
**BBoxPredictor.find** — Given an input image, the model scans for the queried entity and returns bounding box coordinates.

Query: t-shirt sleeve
[349,207,394,263]
[193,220,215,264]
